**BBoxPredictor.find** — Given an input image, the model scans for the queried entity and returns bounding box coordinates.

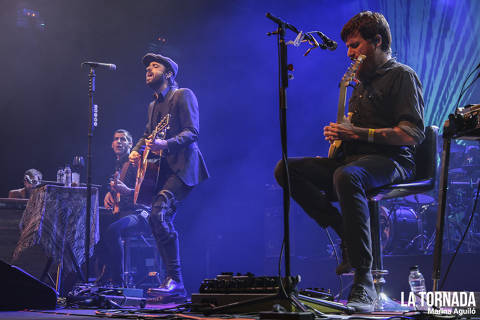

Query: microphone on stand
[81,61,117,71]
[316,31,337,51]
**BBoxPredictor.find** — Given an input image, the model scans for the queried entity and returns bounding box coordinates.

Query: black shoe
[147,277,186,297]
[335,242,352,275]
[347,285,375,313]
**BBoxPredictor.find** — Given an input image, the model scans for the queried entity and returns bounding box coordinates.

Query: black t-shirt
[342,59,425,175]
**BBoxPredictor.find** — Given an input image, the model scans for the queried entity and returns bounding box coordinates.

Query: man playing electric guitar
[129,53,209,302]
[274,11,425,312]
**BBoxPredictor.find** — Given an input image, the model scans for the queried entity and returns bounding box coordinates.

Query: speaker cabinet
[0,260,57,310]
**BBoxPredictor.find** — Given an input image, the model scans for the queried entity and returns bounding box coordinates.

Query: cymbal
[438,135,466,152]
[449,167,465,174]
[463,165,480,176]
[450,143,466,153]
[405,193,435,204]
[450,179,480,187]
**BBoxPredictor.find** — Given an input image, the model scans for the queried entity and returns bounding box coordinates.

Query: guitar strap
[167,88,177,118]
[153,88,177,192]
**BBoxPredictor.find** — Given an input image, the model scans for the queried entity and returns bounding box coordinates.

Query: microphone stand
[264,11,293,289]
[265,12,353,315]
[205,13,353,316]
[80,61,115,283]
[85,66,95,283]
[271,12,298,304]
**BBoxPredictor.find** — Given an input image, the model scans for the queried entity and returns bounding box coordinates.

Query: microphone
[81,61,117,71]
[316,31,337,51]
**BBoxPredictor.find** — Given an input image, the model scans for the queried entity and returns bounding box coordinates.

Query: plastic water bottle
[56,167,64,184]
[64,164,72,187]
[408,265,426,310]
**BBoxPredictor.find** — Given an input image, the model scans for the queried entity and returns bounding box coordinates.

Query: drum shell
[380,206,418,254]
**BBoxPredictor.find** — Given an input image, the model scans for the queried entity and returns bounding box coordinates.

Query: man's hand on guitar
[145,138,168,152]
[110,179,132,196]
[324,121,359,142]
[129,151,141,166]
[104,192,115,209]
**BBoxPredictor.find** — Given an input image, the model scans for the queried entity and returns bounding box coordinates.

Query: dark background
[1,0,479,295]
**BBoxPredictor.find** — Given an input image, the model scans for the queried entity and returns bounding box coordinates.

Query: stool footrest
[372,269,389,276]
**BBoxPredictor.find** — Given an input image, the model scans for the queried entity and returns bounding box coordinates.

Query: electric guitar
[134,114,171,206]
[327,55,366,159]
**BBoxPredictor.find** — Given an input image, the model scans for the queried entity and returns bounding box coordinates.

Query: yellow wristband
[368,128,375,143]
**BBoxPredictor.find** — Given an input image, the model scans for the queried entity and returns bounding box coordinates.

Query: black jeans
[149,160,193,283]
[274,155,411,271]
[104,211,151,285]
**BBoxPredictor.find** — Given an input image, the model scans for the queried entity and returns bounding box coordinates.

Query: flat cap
[142,53,178,79]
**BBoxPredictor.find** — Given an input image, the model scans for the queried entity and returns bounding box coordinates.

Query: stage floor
[0,307,419,320]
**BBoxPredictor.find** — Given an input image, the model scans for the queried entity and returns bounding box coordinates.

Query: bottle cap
[409,265,419,271]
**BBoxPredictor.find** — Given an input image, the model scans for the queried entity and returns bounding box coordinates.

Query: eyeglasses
[24,175,39,185]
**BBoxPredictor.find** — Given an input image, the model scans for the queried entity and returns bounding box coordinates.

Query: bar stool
[122,232,161,288]
[367,126,438,311]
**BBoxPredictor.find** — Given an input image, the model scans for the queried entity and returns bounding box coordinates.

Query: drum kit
[379,140,480,255]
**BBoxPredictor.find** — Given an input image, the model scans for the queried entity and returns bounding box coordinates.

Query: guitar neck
[336,84,348,123]
[143,148,151,162]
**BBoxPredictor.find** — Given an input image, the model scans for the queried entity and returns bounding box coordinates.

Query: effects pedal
[298,288,334,301]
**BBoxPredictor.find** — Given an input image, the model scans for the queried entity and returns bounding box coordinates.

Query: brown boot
[335,242,352,275]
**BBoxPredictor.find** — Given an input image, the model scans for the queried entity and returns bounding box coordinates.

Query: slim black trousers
[149,159,193,283]
[274,155,410,271]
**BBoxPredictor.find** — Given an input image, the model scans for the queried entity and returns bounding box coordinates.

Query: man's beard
[357,59,376,82]
[148,74,167,89]
[356,46,377,82]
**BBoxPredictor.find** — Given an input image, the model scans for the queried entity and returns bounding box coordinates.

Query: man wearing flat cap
[129,53,209,302]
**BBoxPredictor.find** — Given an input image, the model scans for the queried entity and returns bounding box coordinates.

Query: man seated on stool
[8,169,43,199]
[99,129,152,287]
[274,11,425,312]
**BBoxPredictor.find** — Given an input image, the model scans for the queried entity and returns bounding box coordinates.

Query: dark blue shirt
[342,59,425,174]
[151,87,174,135]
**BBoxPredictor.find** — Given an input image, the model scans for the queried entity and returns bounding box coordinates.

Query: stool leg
[122,238,127,288]
[370,200,386,302]
[369,200,409,311]
[370,200,383,272]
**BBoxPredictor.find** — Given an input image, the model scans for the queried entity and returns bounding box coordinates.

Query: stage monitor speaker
[0,260,57,310]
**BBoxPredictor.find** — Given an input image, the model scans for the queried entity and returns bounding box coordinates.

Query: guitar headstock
[152,114,171,138]
[340,54,366,88]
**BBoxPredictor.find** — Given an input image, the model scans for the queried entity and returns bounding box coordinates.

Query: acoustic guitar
[328,54,366,159]
[112,171,121,214]
[134,114,171,206]
[110,160,130,214]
